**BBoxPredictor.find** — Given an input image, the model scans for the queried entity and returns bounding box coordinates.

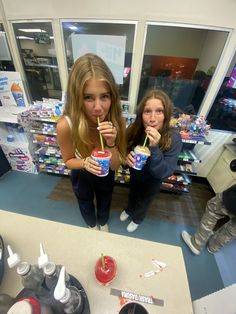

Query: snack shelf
[161,182,189,193]
[35,146,62,158]
[178,149,201,163]
[39,164,70,176]
[30,129,57,136]
[31,117,59,123]
[175,163,197,176]
[181,137,211,145]
[162,173,191,185]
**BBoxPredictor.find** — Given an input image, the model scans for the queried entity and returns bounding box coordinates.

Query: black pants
[125,175,161,224]
[71,169,115,227]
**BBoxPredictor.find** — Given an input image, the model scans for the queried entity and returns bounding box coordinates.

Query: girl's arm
[56,117,85,170]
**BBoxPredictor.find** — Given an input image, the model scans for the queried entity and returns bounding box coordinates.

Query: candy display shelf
[115,135,211,194]
[30,119,70,176]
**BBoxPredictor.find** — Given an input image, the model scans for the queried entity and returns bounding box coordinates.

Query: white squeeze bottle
[7,245,45,293]
[38,242,70,290]
[54,266,83,314]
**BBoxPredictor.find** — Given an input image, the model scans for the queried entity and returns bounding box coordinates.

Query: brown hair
[63,53,126,159]
[127,89,174,151]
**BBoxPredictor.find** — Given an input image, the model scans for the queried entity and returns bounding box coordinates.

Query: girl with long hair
[57,53,126,231]
[120,89,182,232]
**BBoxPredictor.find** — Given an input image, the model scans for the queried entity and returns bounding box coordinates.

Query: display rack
[115,136,211,193]
[30,116,70,175]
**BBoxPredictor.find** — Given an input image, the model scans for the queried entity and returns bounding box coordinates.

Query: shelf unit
[167,136,211,193]
[115,136,211,194]
[29,116,70,176]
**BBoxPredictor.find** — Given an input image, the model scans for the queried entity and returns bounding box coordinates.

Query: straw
[142,134,148,147]
[101,253,105,270]
[97,117,104,151]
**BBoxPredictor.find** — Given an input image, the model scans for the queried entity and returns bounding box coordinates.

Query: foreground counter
[0,209,193,314]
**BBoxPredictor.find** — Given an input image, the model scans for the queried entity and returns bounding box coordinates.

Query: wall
[1,0,236,28]
[196,31,229,73]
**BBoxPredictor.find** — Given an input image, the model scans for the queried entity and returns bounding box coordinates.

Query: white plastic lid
[38,242,49,268]
[44,262,56,276]
[17,262,30,276]
[7,245,20,268]
[7,300,32,314]
[54,266,71,304]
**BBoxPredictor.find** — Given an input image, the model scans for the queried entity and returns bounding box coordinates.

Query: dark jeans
[71,169,115,227]
[125,175,161,224]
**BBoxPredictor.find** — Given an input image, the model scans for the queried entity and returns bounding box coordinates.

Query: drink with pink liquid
[94,255,117,286]
[91,149,112,177]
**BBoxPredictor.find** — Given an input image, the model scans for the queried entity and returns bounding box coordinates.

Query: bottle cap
[44,262,56,276]
[54,266,71,303]
[7,245,20,268]
[38,242,49,268]
[17,262,30,276]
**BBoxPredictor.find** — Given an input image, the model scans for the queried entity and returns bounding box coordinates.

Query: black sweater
[223,184,236,215]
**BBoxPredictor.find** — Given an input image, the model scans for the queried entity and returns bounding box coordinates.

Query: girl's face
[142,98,165,130]
[83,79,111,123]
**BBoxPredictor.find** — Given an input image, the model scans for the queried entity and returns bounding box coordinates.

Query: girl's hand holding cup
[126,151,135,168]
[84,157,102,176]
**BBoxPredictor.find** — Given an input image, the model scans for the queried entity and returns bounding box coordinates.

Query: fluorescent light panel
[17,36,34,40]
[18,28,46,33]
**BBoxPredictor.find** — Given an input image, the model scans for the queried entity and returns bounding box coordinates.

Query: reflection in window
[62,21,135,100]
[12,22,62,102]
[207,52,236,132]
[0,23,15,71]
[138,25,229,115]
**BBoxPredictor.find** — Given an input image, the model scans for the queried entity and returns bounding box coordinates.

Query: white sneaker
[88,225,99,230]
[100,224,109,232]
[120,210,129,222]
[181,230,200,255]
[127,221,139,232]
[207,246,215,254]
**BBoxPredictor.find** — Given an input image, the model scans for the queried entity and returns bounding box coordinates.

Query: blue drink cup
[133,145,150,170]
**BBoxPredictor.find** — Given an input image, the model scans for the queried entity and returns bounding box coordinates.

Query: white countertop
[0,210,193,314]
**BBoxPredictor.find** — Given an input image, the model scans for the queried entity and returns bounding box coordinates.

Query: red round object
[95,255,117,286]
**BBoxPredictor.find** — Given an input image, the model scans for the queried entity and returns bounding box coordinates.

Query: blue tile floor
[0,170,235,300]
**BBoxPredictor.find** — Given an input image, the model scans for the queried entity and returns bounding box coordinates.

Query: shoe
[181,230,200,255]
[207,245,215,254]
[127,221,139,232]
[88,225,99,230]
[100,224,109,232]
[120,210,129,222]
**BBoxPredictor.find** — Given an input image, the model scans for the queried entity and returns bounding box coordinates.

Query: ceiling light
[18,28,46,33]
[16,36,34,40]
[69,26,78,31]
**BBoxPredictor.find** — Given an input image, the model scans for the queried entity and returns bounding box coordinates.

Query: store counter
[0,209,193,314]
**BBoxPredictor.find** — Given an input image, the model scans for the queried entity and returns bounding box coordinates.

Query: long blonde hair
[63,53,126,159]
[127,89,174,151]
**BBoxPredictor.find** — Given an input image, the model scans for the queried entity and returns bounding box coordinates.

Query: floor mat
[48,176,214,226]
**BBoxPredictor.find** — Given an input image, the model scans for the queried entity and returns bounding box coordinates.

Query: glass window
[62,21,136,100]
[12,21,62,102]
[138,24,229,115]
[0,23,15,71]
[207,51,236,132]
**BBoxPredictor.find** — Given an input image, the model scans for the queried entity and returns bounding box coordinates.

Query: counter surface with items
[0,209,193,314]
